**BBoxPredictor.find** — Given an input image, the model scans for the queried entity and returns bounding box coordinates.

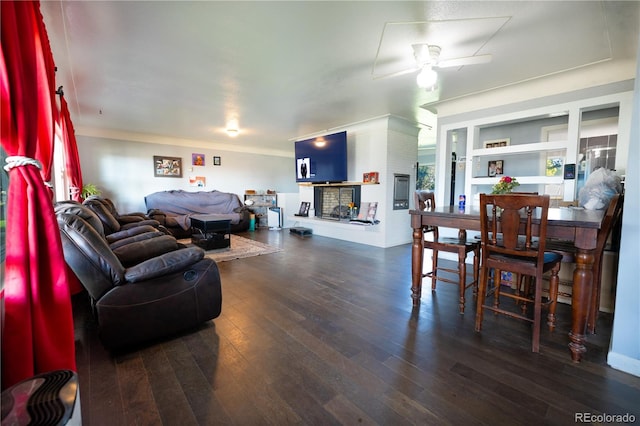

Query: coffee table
[190,215,231,250]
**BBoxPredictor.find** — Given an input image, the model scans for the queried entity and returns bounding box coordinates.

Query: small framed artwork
[189,175,206,187]
[192,153,205,166]
[564,163,576,180]
[296,201,310,216]
[546,156,564,176]
[153,156,182,178]
[488,160,504,177]
[483,138,510,149]
[213,156,221,166]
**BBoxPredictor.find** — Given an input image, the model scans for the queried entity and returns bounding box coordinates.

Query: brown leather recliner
[57,209,222,350]
[85,196,150,224]
[83,197,169,236]
[54,202,178,267]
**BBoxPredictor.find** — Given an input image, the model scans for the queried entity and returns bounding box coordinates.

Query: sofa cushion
[145,190,246,230]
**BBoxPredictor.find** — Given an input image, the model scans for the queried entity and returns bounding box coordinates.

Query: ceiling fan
[375,44,492,89]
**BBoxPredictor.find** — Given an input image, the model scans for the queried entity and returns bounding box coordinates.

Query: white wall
[76,135,298,213]
[608,35,640,377]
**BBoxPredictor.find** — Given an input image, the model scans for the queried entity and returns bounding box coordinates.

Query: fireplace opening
[314,186,361,220]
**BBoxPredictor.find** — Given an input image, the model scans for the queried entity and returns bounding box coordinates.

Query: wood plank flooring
[72,230,640,425]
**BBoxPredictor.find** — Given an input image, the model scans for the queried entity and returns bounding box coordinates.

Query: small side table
[190,215,231,250]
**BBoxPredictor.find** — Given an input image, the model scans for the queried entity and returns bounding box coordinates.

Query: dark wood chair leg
[475,266,490,332]
[493,268,502,313]
[472,248,480,300]
[431,249,439,291]
[532,286,543,353]
[547,264,560,331]
[458,250,466,314]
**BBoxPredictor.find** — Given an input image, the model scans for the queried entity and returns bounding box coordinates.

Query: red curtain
[1,0,76,389]
[59,96,84,202]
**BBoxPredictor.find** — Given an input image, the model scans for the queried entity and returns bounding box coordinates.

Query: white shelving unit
[443,108,578,205]
[470,141,568,186]
[244,192,277,228]
[437,92,632,208]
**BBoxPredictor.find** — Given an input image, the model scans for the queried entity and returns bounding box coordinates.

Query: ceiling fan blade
[436,54,492,68]
[372,66,421,80]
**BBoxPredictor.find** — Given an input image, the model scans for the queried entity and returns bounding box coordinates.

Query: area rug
[179,235,282,263]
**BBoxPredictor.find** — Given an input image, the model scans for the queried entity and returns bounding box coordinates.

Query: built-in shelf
[472,140,568,157]
[287,215,379,231]
[298,181,380,187]
[471,176,564,185]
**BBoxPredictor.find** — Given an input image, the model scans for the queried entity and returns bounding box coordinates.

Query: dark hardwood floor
[72,229,640,425]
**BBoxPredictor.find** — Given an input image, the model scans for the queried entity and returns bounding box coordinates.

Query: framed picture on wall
[192,153,205,166]
[213,156,221,166]
[488,160,504,177]
[153,156,182,177]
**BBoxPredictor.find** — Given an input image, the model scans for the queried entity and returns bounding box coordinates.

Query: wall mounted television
[295,131,348,183]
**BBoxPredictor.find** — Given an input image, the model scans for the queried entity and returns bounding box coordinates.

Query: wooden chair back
[414,190,438,236]
[479,193,551,271]
[414,190,435,212]
[598,194,623,252]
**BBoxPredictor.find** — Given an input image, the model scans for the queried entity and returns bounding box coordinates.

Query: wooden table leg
[569,248,595,362]
[411,227,424,306]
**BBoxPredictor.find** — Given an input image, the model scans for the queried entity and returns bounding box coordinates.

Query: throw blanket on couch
[145,190,245,230]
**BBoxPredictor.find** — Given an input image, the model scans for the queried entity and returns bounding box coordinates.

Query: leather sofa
[83,196,169,236]
[57,205,222,350]
[145,189,251,238]
[55,202,178,267]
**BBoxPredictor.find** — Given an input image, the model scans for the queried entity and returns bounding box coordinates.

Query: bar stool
[475,193,562,353]
[414,191,480,314]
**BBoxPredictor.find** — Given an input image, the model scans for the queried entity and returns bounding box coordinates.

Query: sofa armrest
[124,247,205,283]
[112,234,180,267]
[106,225,159,244]
[120,219,161,230]
[108,230,165,250]
[117,214,147,224]
[147,209,167,224]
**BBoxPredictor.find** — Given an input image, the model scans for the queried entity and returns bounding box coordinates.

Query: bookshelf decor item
[153,156,182,178]
[487,160,504,177]
[295,202,310,217]
[564,163,576,180]
[483,138,510,149]
[546,156,564,176]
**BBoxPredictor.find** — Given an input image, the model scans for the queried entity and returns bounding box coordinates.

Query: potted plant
[81,183,101,199]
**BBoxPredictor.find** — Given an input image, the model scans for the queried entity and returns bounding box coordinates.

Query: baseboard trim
[607,351,640,378]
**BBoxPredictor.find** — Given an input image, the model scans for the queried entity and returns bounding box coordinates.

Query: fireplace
[314,185,361,220]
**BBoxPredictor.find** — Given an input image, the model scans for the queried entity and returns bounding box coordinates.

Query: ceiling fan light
[416,66,438,89]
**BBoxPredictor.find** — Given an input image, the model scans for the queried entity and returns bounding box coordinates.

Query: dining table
[410,204,605,362]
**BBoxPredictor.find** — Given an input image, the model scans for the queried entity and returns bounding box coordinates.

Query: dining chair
[545,193,623,334]
[414,191,481,314]
[475,193,562,352]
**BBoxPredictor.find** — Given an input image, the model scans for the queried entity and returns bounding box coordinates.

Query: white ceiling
[41,1,639,156]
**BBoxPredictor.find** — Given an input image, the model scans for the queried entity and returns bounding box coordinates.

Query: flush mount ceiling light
[416,65,438,89]
[226,128,239,137]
